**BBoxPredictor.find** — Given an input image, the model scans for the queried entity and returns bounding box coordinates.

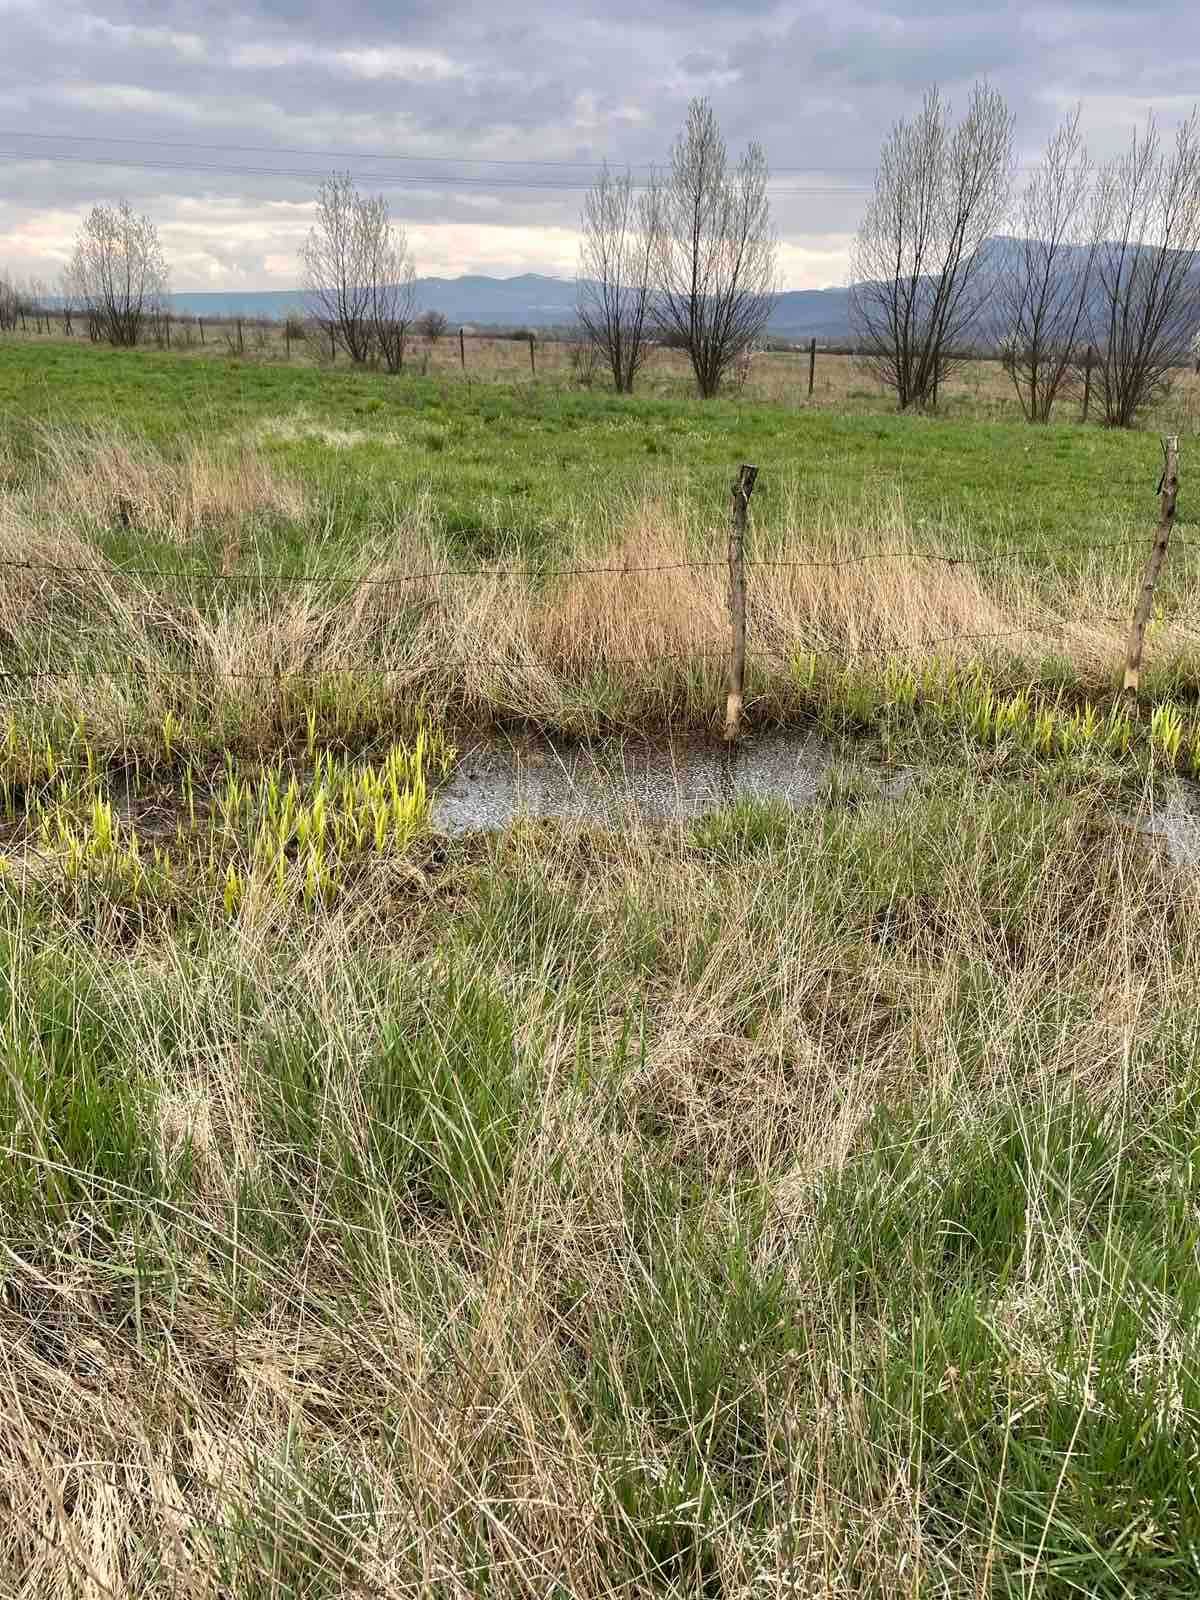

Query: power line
[0,128,1049,177]
[0,129,642,169]
[0,148,872,196]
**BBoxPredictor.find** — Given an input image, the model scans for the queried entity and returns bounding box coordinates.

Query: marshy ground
[3,338,1200,1597]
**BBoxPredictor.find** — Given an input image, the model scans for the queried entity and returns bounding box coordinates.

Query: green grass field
[0,339,1182,564]
[4,337,1200,1597]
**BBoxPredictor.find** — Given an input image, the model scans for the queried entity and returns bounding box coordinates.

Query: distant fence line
[6,310,1200,412]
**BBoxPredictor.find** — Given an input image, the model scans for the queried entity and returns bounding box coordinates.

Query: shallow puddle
[80,726,1200,871]
[1138,780,1200,868]
[431,730,1200,868]
[431,731,911,834]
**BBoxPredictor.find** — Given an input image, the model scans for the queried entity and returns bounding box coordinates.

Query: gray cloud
[0,0,1197,288]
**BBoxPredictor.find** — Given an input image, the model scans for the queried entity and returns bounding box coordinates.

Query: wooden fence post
[724,464,758,742]
[1082,345,1094,422]
[1124,435,1180,698]
[808,337,816,397]
[459,328,466,373]
[198,318,204,346]
[329,325,336,362]
[284,320,291,360]
[529,333,536,378]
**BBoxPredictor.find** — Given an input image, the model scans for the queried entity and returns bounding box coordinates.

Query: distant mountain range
[175,239,1154,344]
[167,273,854,342]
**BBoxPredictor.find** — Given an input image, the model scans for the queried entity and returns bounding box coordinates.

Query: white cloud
[4,0,1200,292]
[77,14,208,61]
[776,236,855,290]
[231,41,465,82]
[57,83,212,120]
[336,47,465,82]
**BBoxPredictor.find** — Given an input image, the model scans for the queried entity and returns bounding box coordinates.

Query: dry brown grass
[6,379,1200,1597]
[33,426,307,545]
[2,472,1189,756]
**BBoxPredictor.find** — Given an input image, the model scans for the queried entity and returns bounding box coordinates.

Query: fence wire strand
[0,516,1193,690]
[0,531,1186,591]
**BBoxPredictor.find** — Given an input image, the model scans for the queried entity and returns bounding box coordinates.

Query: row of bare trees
[577,98,777,398]
[7,95,1197,425]
[1,181,446,366]
[0,271,66,335]
[851,87,1200,426]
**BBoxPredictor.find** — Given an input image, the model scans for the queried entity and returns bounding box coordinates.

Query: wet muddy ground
[431,730,1200,866]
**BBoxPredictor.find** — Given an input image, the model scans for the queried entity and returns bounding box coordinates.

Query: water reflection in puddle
[431,731,1200,868]
[431,732,911,835]
[1138,782,1200,868]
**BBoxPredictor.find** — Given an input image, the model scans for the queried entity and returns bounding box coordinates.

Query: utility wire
[0,128,1053,176]
[0,148,871,196]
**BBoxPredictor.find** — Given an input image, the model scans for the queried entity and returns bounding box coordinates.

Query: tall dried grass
[0,475,1191,752]
[33,425,307,544]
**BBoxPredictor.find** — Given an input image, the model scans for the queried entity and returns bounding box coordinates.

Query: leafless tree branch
[66,203,168,348]
[301,174,419,370]
[653,99,777,399]
[1089,110,1200,427]
[577,164,656,393]
[851,84,1014,410]
[994,110,1098,422]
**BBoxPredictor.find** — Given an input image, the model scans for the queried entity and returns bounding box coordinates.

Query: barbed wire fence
[0,435,1186,721]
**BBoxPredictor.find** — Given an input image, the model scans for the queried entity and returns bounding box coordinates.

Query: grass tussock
[2,776,1200,1595]
[33,425,307,545]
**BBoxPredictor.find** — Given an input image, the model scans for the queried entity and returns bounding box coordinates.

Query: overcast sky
[0,0,1196,291]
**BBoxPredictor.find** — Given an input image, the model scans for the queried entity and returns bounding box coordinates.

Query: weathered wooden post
[808,337,816,397]
[1124,436,1180,698]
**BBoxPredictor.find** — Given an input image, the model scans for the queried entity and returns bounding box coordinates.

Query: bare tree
[653,99,777,399]
[23,276,48,334]
[995,110,1099,422]
[0,270,16,333]
[1089,111,1200,428]
[302,174,374,363]
[417,309,448,343]
[57,265,79,336]
[851,84,1014,409]
[577,164,656,393]
[67,202,168,347]
[368,209,418,373]
[302,174,417,368]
